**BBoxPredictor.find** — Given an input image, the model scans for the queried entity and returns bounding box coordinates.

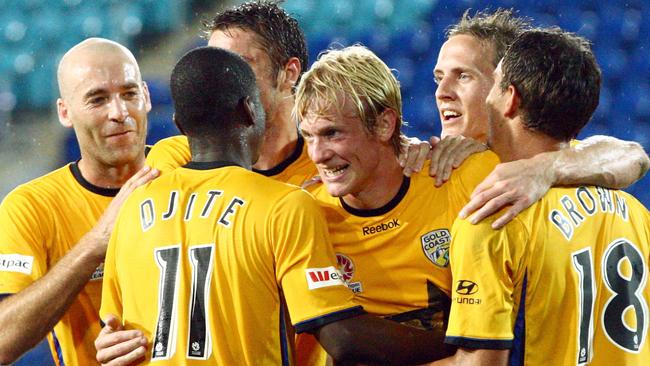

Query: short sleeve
[145,136,191,174]
[445,215,528,349]
[0,188,51,294]
[269,189,363,333]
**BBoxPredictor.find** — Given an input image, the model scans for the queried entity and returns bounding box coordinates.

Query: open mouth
[321,164,349,178]
[442,110,462,122]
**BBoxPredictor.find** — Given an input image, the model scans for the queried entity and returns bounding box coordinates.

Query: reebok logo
[305,266,345,290]
[0,254,34,275]
[362,219,400,236]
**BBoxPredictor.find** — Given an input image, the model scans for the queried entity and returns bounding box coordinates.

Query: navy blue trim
[341,176,410,217]
[254,134,304,177]
[445,336,512,350]
[69,162,119,197]
[294,306,365,334]
[51,329,65,366]
[183,161,242,170]
[0,294,10,300]
[280,299,289,366]
[144,145,152,157]
[509,272,528,366]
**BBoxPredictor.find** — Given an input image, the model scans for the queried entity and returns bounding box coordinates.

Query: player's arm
[460,135,650,228]
[314,313,455,364]
[428,348,508,366]
[0,167,157,364]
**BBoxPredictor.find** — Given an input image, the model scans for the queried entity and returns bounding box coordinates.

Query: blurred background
[1,0,649,205]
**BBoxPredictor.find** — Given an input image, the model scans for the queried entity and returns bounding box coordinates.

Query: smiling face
[57,44,150,168]
[300,97,385,199]
[434,34,496,142]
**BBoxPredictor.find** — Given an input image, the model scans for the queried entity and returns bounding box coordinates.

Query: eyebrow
[82,82,140,100]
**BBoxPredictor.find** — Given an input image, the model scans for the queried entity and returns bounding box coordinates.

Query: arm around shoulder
[553,135,650,188]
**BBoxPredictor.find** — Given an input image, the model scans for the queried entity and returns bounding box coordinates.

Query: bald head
[57,38,141,100]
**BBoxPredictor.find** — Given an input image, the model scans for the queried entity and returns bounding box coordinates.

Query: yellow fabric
[300,151,499,364]
[447,186,650,365]
[101,164,358,365]
[0,164,112,366]
[146,135,317,186]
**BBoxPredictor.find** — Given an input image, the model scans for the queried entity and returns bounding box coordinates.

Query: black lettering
[561,196,585,226]
[184,193,198,221]
[219,197,245,227]
[140,199,155,231]
[162,191,178,220]
[614,192,628,221]
[576,187,596,216]
[200,190,223,218]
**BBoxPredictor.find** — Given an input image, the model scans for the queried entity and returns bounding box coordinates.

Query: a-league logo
[420,229,451,267]
[336,253,363,293]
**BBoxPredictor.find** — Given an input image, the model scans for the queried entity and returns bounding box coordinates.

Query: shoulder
[3,165,75,205]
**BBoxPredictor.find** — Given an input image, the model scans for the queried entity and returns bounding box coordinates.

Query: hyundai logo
[456,280,478,295]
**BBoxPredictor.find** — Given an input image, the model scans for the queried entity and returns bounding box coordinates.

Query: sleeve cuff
[445,335,512,350]
[294,306,365,334]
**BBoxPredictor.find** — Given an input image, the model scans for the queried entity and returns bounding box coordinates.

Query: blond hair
[294,45,403,155]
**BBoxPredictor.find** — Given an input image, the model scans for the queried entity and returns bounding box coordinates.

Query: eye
[88,96,107,105]
[433,74,441,85]
[459,73,471,81]
[123,90,139,99]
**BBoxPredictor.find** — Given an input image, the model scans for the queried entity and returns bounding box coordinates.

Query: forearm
[0,233,103,364]
[317,313,454,365]
[550,135,650,188]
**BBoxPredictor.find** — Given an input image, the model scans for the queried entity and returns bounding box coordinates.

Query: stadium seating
[3,0,649,202]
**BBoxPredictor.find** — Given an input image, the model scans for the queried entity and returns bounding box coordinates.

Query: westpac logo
[0,254,33,275]
[421,229,451,267]
[455,280,479,295]
[305,266,346,290]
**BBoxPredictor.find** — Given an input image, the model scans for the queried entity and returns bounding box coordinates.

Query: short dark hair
[500,29,601,141]
[171,46,259,137]
[447,8,532,67]
[203,0,308,86]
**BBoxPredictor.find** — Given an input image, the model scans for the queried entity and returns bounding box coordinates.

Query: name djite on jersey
[139,189,246,232]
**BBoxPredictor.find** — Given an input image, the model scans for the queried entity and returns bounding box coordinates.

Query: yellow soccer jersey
[0,162,116,366]
[100,161,362,365]
[446,186,650,365]
[146,134,317,186]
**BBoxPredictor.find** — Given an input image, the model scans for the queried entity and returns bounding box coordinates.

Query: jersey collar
[340,175,410,217]
[69,162,120,197]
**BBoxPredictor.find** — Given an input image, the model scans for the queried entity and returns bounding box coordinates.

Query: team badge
[90,263,104,281]
[336,253,363,293]
[421,229,451,267]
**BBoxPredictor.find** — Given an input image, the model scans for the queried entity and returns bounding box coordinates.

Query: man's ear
[504,85,520,118]
[240,96,256,127]
[172,113,186,135]
[277,57,301,92]
[374,108,398,142]
[57,98,73,128]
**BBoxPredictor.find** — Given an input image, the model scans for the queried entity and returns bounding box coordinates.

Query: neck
[189,137,253,170]
[77,155,145,189]
[253,97,298,170]
[342,154,405,210]
[491,118,568,162]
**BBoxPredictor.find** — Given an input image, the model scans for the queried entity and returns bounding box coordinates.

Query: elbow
[615,142,650,188]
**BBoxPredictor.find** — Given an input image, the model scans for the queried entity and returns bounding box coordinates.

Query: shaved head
[57,38,141,100]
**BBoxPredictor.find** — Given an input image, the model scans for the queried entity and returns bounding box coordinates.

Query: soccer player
[100,45,461,366]
[145,1,445,184]
[0,38,158,365]
[434,9,650,227]
[438,28,650,365]
[294,44,497,364]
